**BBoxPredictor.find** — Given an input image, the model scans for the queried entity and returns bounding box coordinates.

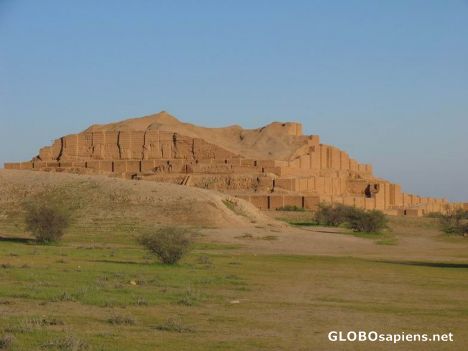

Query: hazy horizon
[1,1,467,202]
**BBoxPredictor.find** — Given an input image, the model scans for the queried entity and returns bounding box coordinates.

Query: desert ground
[0,169,467,350]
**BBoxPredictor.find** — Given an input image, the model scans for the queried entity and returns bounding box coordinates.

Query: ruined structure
[4,111,465,216]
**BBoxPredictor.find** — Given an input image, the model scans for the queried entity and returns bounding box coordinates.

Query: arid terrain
[0,169,467,350]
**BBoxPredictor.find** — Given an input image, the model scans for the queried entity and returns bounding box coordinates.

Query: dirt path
[201,224,468,263]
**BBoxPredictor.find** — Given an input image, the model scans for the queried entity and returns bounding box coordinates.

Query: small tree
[314,203,359,226]
[138,227,193,264]
[346,209,388,233]
[313,203,387,233]
[24,197,71,243]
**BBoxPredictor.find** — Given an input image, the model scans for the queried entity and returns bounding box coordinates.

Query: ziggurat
[5,111,466,216]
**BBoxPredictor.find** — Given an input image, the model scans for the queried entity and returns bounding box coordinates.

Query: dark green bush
[138,227,193,264]
[346,209,388,233]
[313,203,387,233]
[276,205,305,212]
[23,197,71,243]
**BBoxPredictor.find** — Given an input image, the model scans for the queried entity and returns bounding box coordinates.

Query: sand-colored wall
[5,120,462,216]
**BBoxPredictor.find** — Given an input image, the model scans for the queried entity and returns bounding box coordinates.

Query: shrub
[138,227,193,264]
[313,203,387,233]
[41,335,89,351]
[23,196,71,243]
[107,314,136,325]
[177,286,201,306]
[439,210,468,236]
[153,317,193,333]
[0,334,14,349]
[346,209,388,233]
[314,203,356,226]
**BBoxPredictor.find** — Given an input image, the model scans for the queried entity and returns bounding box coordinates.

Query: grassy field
[0,219,467,350]
[0,176,467,350]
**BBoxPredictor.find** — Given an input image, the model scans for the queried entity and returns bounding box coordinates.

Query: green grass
[0,197,466,350]
[0,234,466,350]
[286,220,318,226]
[286,220,399,245]
[222,199,247,218]
[275,205,305,212]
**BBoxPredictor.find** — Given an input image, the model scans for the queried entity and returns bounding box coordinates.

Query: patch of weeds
[39,318,64,326]
[376,236,398,245]
[351,231,383,239]
[134,297,148,306]
[0,334,15,349]
[197,255,212,266]
[52,291,76,302]
[40,335,89,350]
[107,314,136,326]
[5,317,63,334]
[234,233,254,239]
[261,235,278,241]
[225,274,241,280]
[177,287,201,306]
[287,220,319,226]
[235,234,278,241]
[276,205,305,212]
[222,199,247,217]
[152,318,193,333]
[195,242,242,250]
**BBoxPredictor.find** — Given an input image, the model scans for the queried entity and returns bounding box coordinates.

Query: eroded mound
[0,170,276,229]
[85,111,307,160]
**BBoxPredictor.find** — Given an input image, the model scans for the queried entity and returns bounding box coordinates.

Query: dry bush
[41,335,89,351]
[346,209,388,233]
[153,317,193,333]
[314,203,356,226]
[107,315,136,325]
[138,227,193,264]
[23,196,71,243]
[314,203,387,233]
[439,210,468,236]
[0,334,14,350]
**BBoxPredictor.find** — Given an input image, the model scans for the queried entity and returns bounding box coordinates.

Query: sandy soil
[202,224,468,262]
[0,169,276,228]
[1,169,467,264]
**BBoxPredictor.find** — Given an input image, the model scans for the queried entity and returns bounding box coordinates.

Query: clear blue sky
[1,0,467,201]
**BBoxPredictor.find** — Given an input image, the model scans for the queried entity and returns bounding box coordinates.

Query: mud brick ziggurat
[5,111,467,216]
